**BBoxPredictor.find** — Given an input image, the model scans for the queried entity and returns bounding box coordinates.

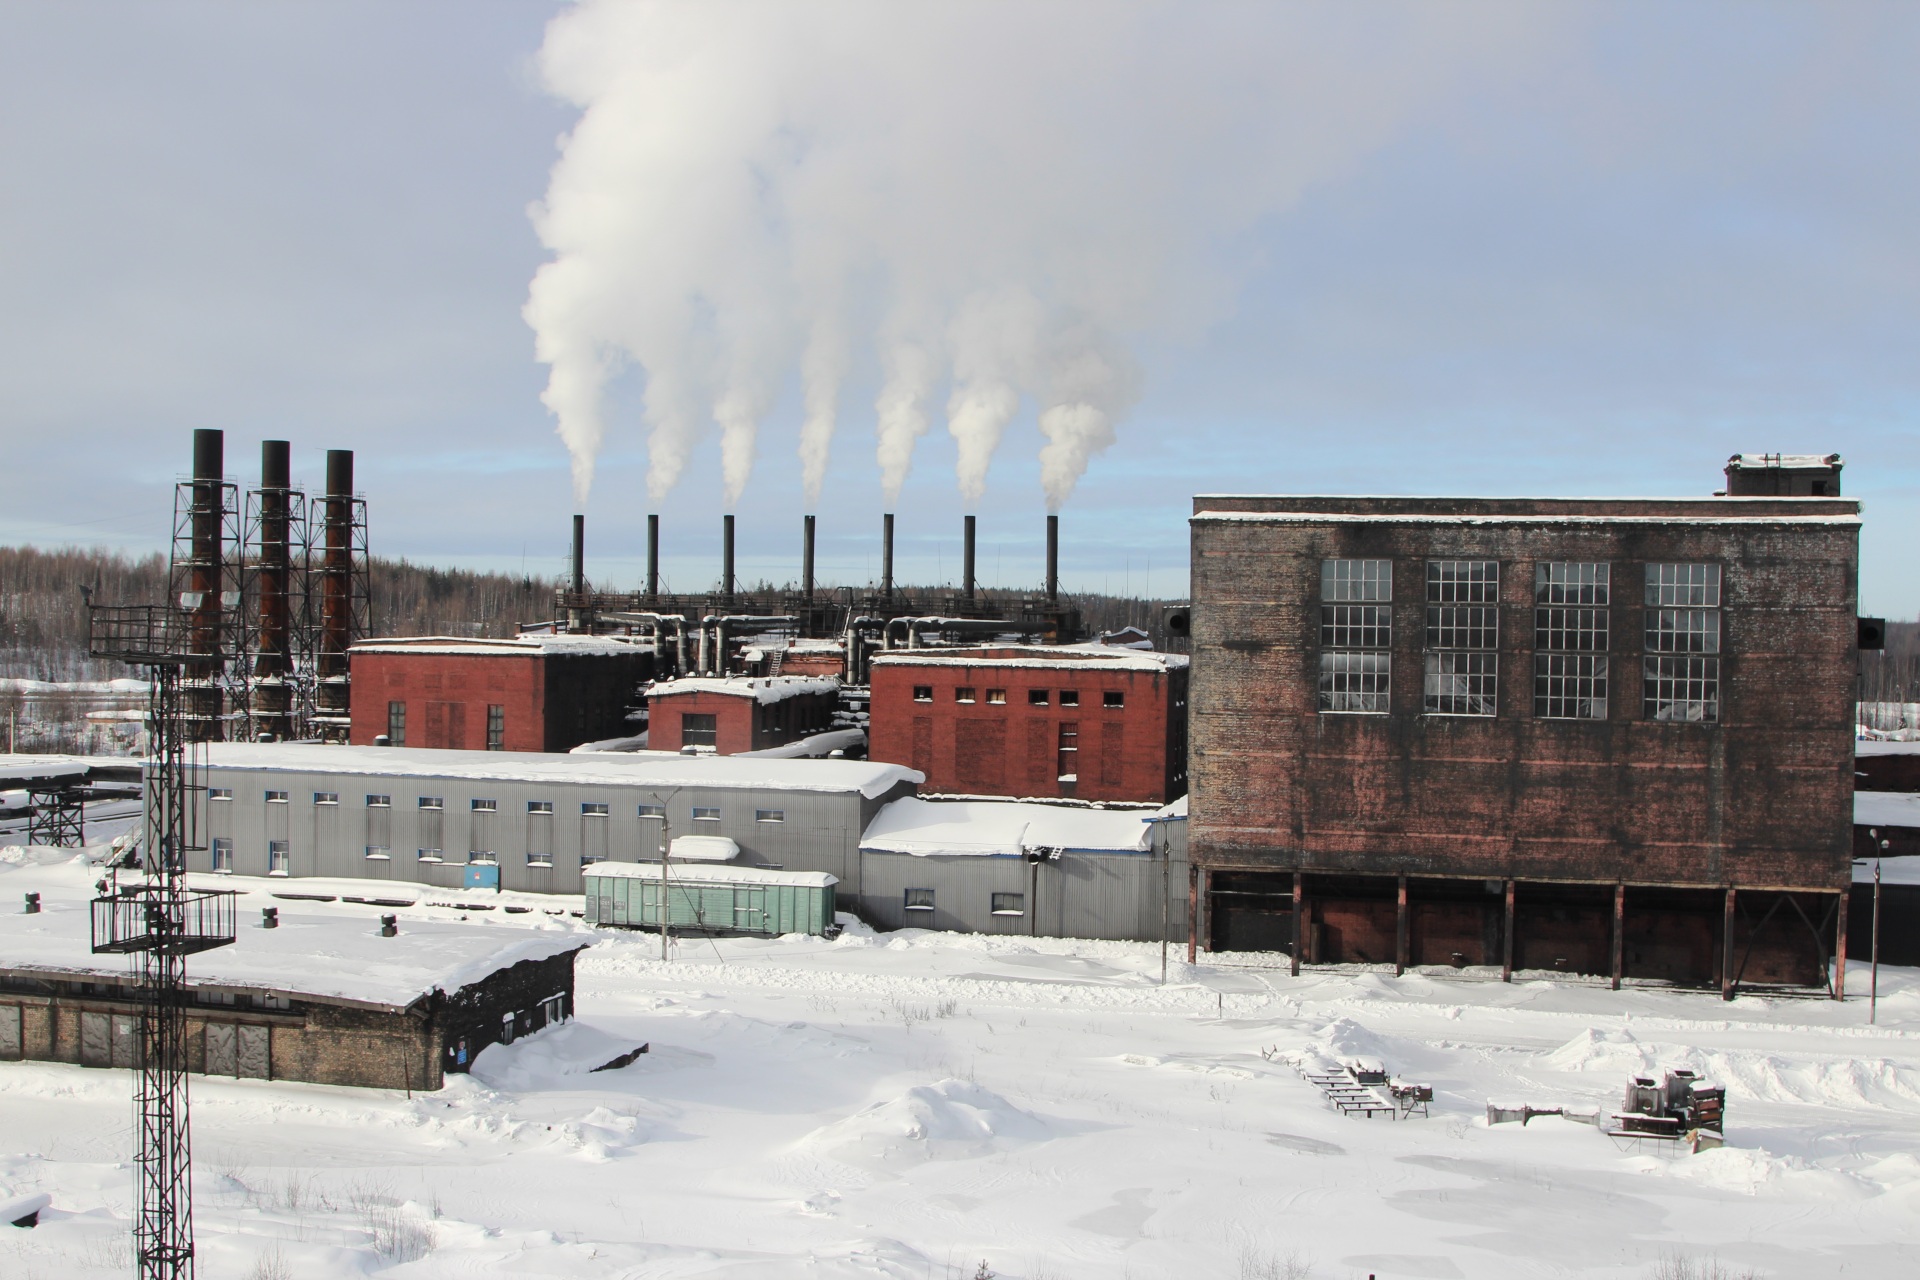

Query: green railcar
[583,865,838,937]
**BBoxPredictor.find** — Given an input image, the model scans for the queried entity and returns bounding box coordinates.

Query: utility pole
[649,790,678,962]
[88,605,237,1279]
[1872,853,1883,1025]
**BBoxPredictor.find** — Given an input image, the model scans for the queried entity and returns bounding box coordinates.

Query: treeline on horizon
[0,544,1181,681]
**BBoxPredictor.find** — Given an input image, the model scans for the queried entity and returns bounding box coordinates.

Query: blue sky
[0,2,1914,615]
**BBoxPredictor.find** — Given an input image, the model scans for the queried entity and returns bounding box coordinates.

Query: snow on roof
[1856,790,1920,831]
[1191,510,1861,527]
[1854,855,1920,886]
[583,861,837,888]
[1856,739,1920,756]
[648,675,840,704]
[0,755,94,785]
[669,835,739,862]
[1151,794,1188,821]
[861,797,1156,858]
[1728,454,1842,469]
[0,862,589,1013]
[870,644,1186,673]
[351,634,650,658]
[735,728,866,760]
[199,742,920,800]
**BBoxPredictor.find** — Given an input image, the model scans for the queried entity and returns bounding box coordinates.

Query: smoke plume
[525,1,1549,508]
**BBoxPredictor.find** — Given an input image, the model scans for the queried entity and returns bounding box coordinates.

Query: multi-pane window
[418,797,443,810]
[1103,691,1125,708]
[529,801,554,814]
[265,791,289,804]
[486,704,505,751]
[987,689,1006,705]
[681,713,717,747]
[1059,690,1079,707]
[1645,564,1723,722]
[904,888,935,912]
[387,701,406,746]
[366,794,391,808]
[991,892,1025,916]
[268,840,289,876]
[955,687,977,704]
[364,845,390,861]
[210,788,233,802]
[313,792,339,806]
[913,685,933,702]
[1320,559,1392,713]
[1028,689,1049,706]
[1534,563,1609,719]
[692,806,721,823]
[471,798,497,812]
[756,809,784,823]
[635,803,662,820]
[582,802,610,817]
[210,837,233,873]
[1425,560,1498,715]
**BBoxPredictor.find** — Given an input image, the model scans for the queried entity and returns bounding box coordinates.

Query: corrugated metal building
[858,796,1188,942]
[184,744,919,900]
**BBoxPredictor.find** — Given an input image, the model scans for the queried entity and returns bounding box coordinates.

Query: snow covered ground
[3,840,1918,1278]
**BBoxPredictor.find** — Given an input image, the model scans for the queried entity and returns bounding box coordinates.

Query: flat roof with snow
[197,742,920,799]
[861,797,1167,858]
[584,862,836,888]
[1857,791,1920,831]
[870,644,1186,673]
[647,674,840,703]
[351,634,652,658]
[0,869,590,1013]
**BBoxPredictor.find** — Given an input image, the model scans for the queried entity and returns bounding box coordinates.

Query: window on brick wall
[913,685,933,702]
[1059,689,1079,707]
[1103,691,1125,708]
[1028,688,1049,705]
[1425,559,1499,716]
[987,689,1006,704]
[1534,562,1609,719]
[681,713,717,747]
[1644,563,1722,722]
[387,700,406,746]
[1057,722,1079,781]
[486,704,505,750]
[1320,559,1392,713]
[955,687,976,704]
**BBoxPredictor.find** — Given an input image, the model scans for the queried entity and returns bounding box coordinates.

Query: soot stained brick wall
[1188,496,1859,892]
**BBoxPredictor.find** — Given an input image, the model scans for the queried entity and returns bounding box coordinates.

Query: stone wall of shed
[434,948,581,1077]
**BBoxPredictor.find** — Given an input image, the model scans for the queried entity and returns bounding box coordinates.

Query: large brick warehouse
[1186,490,1862,996]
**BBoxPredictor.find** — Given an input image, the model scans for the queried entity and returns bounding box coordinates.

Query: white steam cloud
[525,1,1550,510]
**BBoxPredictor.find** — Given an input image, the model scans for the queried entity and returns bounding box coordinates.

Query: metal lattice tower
[167,430,244,744]
[88,604,237,1280]
[239,440,313,743]
[310,449,370,743]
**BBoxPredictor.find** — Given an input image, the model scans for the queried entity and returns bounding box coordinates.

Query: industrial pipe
[722,514,736,601]
[598,611,689,675]
[963,515,976,600]
[254,440,294,739]
[1046,513,1059,604]
[646,513,660,600]
[703,614,799,676]
[569,513,587,632]
[880,616,1047,651]
[882,513,895,599]
[318,449,354,672]
[802,514,816,602]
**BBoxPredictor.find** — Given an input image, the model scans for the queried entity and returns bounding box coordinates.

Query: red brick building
[868,646,1188,803]
[349,636,651,753]
[646,676,841,755]
[1187,492,1862,995]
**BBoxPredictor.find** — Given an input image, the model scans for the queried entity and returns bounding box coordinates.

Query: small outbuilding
[858,796,1188,941]
[584,862,838,937]
[646,675,842,755]
[0,872,590,1090]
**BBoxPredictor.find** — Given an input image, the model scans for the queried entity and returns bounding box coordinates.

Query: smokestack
[1046,514,1059,604]
[571,514,586,596]
[802,515,816,602]
[722,513,735,600]
[646,513,660,599]
[254,441,294,738]
[963,515,976,600]
[882,513,895,600]
[317,448,354,677]
[187,430,225,702]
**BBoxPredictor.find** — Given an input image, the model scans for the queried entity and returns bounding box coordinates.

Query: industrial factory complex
[2,439,1912,1099]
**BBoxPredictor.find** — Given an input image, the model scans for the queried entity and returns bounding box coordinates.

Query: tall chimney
[186,430,226,737]
[254,440,294,738]
[802,514,816,602]
[722,513,736,600]
[647,513,660,600]
[571,514,586,596]
[963,515,976,600]
[315,449,355,729]
[1046,513,1059,605]
[882,513,895,600]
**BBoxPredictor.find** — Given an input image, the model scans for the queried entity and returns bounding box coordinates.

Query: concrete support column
[1186,864,1198,965]
[1291,871,1303,978]
[1395,875,1409,976]
[1833,888,1849,1001]
[1501,880,1515,982]
[1610,884,1626,991]
[1721,887,1737,1001]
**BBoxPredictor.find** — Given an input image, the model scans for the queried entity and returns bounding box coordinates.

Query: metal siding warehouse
[857,797,1189,941]
[186,744,918,903]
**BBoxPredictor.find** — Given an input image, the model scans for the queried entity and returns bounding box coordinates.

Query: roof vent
[261,907,278,929]
[380,914,398,938]
[23,892,40,915]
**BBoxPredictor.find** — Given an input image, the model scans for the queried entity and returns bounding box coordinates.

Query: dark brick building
[645,675,842,755]
[868,645,1188,803]
[1187,492,1861,995]
[350,635,651,753]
